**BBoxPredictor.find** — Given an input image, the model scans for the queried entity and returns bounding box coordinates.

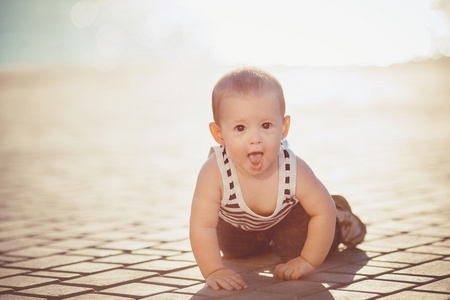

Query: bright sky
[1,0,449,68]
[173,0,450,66]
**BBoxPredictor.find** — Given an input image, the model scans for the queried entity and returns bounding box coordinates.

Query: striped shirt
[212,142,298,231]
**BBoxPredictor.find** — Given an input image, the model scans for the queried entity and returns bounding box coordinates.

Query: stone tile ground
[0,61,449,299]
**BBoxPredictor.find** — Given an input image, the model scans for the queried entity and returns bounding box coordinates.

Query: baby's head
[212,67,286,125]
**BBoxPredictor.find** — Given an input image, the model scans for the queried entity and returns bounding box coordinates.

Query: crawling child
[190,66,366,291]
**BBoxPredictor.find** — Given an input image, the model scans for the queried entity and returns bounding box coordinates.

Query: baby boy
[190,67,366,291]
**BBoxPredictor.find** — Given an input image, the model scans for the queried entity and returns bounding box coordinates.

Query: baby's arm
[275,156,336,280]
[189,156,247,291]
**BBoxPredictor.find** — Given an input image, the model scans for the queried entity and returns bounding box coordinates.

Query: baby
[190,66,366,291]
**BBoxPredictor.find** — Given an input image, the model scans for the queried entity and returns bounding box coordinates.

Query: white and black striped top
[212,142,298,231]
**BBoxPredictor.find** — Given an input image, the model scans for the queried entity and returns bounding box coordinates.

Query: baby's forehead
[218,89,285,120]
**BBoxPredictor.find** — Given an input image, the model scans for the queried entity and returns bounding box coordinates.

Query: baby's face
[217,91,289,177]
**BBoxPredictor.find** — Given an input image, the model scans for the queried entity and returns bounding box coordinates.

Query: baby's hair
[212,66,285,124]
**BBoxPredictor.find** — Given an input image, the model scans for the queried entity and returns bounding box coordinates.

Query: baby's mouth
[248,152,263,168]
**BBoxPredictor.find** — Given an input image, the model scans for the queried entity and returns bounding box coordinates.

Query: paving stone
[142,276,201,287]
[142,292,202,299]
[67,294,134,300]
[395,260,450,277]
[17,284,93,298]
[0,238,49,252]
[373,252,442,264]
[313,259,347,273]
[168,252,196,262]
[67,248,122,257]
[132,249,181,257]
[0,268,28,279]
[259,281,336,297]
[327,264,393,276]
[4,255,92,270]
[101,283,175,297]
[0,275,58,288]
[0,295,47,299]
[128,260,196,273]
[34,232,82,241]
[94,254,155,265]
[413,277,450,293]
[327,248,377,263]
[221,290,301,299]
[138,229,189,242]
[0,287,14,294]
[4,247,65,258]
[432,240,450,247]
[364,260,410,269]
[302,272,367,284]
[239,273,282,290]
[66,224,120,235]
[376,274,435,284]
[356,244,398,254]
[64,269,156,288]
[99,240,158,251]
[51,262,122,274]
[173,283,245,298]
[369,221,424,234]
[409,226,450,238]
[153,240,192,252]
[362,235,440,250]
[29,271,80,279]
[0,228,45,241]
[377,290,450,299]
[84,231,136,241]
[339,279,415,294]
[163,266,204,281]
[300,289,378,300]
[406,245,450,256]
[0,256,24,263]
[46,239,102,250]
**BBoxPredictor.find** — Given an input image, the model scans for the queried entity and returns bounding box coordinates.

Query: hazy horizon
[1,0,450,70]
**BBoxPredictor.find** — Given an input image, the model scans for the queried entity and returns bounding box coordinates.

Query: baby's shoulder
[197,154,222,183]
[195,154,223,199]
[294,155,316,179]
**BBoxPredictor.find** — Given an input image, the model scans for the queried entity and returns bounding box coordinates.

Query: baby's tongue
[248,152,262,165]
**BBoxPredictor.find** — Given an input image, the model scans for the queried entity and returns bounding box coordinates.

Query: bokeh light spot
[71,0,98,29]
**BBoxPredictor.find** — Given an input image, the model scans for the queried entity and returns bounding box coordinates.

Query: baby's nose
[249,130,262,144]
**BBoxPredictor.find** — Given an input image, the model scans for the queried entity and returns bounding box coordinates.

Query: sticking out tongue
[248,152,263,166]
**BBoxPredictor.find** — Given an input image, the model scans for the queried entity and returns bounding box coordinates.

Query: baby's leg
[268,203,342,262]
[216,217,270,258]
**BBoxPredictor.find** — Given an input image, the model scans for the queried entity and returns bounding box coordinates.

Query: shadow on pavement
[187,248,369,299]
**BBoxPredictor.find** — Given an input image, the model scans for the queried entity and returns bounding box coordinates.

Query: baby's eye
[235,125,245,132]
[262,123,272,129]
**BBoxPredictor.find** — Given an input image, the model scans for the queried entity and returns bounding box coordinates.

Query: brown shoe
[332,195,366,248]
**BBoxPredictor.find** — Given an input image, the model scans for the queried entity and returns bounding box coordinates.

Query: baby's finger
[283,267,295,280]
[274,264,286,279]
[232,275,248,289]
[227,278,245,290]
[290,269,305,280]
[206,279,221,291]
[216,279,235,291]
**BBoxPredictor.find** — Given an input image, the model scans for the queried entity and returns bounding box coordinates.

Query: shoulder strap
[281,141,297,198]
[212,146,232,205]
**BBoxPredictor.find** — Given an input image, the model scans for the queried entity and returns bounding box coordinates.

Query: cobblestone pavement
[0,61,449,299]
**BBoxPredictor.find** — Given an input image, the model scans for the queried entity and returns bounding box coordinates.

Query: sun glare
[179,0,449,66]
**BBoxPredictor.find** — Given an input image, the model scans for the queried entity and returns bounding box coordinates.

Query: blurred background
[0,0,449,215]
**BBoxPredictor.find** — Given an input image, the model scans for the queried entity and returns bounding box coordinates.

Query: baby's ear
[209,122,225,146]
[282,115,291,139]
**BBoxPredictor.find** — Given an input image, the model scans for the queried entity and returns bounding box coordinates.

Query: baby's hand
[206,268,248,291]
[274,256,316,280]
